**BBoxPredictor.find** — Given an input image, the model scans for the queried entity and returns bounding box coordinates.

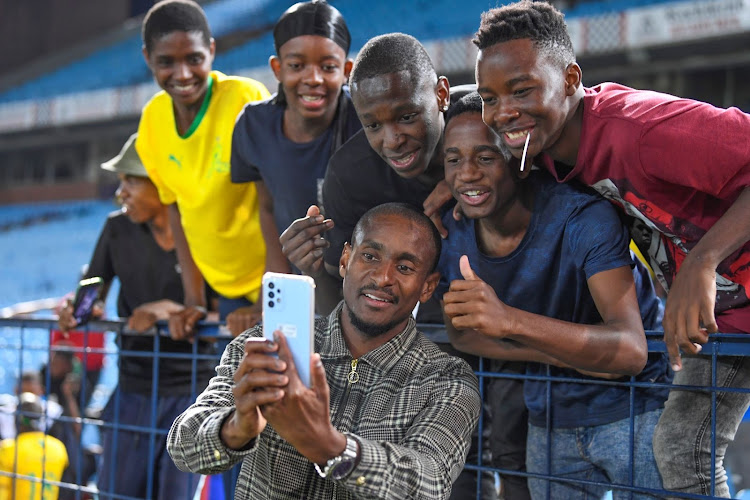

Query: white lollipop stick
[520,131,531,172]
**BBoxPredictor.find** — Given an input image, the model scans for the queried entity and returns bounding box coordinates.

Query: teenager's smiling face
[444,112,516,220]
[271,35,351,124]
[476,38,577,162]
[352,70,449,179]
[144,30,215,110]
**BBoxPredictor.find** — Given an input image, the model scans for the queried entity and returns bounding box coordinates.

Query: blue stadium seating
[0,200,122,397]
[0,0,282,104]
[0,200,117,308]
[0,0,685,104]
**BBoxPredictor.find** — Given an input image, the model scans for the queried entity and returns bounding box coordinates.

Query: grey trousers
[653,355,750,498]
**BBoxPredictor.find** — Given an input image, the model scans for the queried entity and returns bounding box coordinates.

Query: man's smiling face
[352,70,448,179]
[476,38,573,162]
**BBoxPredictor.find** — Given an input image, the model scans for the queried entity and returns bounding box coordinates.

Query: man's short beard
[346,306,406,339]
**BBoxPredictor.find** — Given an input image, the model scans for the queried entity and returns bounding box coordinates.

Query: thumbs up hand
[442,255,511,339]
[459,254,479,281]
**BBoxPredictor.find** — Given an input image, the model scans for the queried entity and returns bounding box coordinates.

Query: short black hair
[350,33,436,91]
[444,91,513,161]
[473,0,575,67]
[142,0,211,54]
[352,202,442,273]
[445,91,483,126]
[274,0,351,55]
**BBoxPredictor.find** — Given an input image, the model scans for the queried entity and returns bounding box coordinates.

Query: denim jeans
[527,409,664,500]
[652,355,750,498]
[98,390,200,500]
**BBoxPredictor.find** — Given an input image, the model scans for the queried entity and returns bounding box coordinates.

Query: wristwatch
[314,433,360,480]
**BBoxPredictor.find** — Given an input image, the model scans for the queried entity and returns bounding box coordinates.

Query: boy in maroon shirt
[473,1,750,497]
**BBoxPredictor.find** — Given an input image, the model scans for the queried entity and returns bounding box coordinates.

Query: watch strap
[314,433,360,480]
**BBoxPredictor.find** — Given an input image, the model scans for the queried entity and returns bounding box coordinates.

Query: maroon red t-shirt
[542,82,750,333]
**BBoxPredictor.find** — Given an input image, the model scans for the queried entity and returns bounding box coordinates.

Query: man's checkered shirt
[167,303,481,499]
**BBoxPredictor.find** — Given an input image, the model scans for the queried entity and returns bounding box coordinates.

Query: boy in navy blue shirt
[438,93,671,499]
[231,0,360,280]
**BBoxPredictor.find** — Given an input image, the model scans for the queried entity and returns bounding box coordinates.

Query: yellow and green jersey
[136,71,270,301]
[0,432,68,500]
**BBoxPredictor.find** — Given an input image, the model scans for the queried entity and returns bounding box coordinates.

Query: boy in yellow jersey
[0,393,68,500]
[136,0,271,339]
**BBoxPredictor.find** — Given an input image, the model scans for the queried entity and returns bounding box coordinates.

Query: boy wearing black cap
[231,0,361,276]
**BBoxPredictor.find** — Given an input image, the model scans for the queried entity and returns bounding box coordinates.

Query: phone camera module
[268,282,275,290]
[268,291,275,299]
[267,301,275,308]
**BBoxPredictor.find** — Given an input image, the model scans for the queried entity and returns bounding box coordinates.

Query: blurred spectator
[57,133,215,500]
[0,392,69,500]
[40,346,83,439]
[39,343,96,500]
[135,0,270,340]
[0,371,63,441]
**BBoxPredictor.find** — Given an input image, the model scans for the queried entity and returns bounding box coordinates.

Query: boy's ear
[344,59,354,82]
[419,271,440,304]
[564,63,582,96]
[339,243,352,279]
[142,46,151,69]
[269,55,282,81]
[436,76,450,112]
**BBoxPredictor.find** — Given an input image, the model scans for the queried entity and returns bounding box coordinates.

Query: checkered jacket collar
[318,302,419,374]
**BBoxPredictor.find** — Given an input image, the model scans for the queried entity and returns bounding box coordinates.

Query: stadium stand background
[1,0,750,494]
[1,0,750,205]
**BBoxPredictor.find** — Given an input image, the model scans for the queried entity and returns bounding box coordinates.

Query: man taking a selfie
[167,203,481,500]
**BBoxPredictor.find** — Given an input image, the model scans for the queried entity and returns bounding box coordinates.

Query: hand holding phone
[71,277,104,326]
[262,272,315,387]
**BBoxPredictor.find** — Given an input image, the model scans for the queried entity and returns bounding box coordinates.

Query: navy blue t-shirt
[436,171,671,428]
[231,89,362,236]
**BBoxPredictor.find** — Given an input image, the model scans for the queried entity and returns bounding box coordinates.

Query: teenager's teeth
[465,190,483,197]
[392,153,415,165]
[175,84,192,91]
[302,95,322,102]
[506,130,530,140]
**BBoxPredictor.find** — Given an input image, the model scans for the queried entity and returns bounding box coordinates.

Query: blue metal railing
[0,317,748,499]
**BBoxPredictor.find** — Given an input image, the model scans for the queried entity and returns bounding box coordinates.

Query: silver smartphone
[262,272,315,387]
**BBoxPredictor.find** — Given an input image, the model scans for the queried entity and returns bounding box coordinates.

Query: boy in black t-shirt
[279,33,507,500]
[57,134,213,500]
